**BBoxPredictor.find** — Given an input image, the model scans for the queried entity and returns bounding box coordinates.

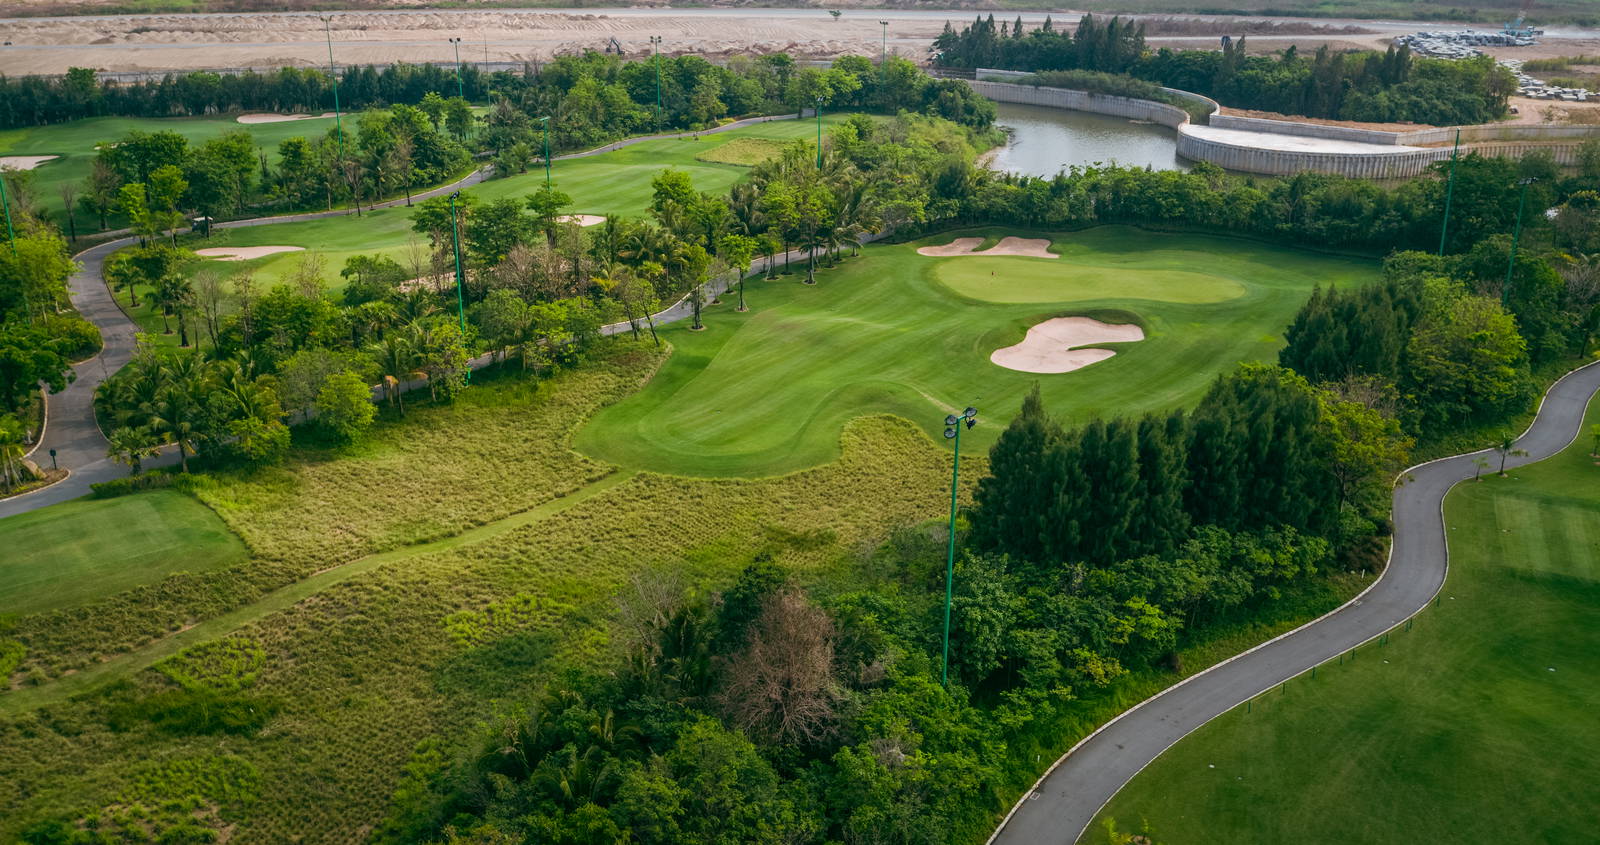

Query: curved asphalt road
[2,112,828,518]
[990,358,1600,845]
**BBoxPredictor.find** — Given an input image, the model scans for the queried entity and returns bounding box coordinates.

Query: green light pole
[0,172,16,255]
[448,37,465,100]
[814,96,824,169]
[878,20,889,103]
[539,116,551,189]
[1437,128,1460,256]
[320,16,345,166]
[448,190,472,383]
[940,406,977,687]
[650,36,663,131]
[1504,176,1537,305]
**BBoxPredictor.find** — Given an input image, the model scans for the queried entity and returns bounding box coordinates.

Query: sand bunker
[917,236,1057,259]
[559,214,606,227]
[991,316,1145,374]
[0,155,59,171]
[975,237,1056,259]
[236,112,337,125]
[195,246,305,261]
[917,237,983,257]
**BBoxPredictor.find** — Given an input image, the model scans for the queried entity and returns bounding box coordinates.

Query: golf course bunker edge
[991,316,1145,374]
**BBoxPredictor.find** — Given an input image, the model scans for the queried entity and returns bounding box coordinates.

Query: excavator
[1503,0,1544,38]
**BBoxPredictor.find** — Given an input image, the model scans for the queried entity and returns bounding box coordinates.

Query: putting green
[575,226,1379,477]
[0,490,248,616]
[934,257,1245,305]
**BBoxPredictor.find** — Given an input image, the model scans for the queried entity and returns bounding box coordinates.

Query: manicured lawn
[1089,395,1600,845]
[1,113,350,235]
[0,490,247,616]
[575,226,1379,476]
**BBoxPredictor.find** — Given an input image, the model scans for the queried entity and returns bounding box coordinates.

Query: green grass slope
[1088,395,1600,845]
[0,490,247,616]
[576,226,1379,477]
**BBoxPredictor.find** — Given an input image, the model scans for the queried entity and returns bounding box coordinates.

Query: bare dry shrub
[717,588,841,744]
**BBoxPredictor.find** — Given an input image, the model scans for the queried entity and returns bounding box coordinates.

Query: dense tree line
[933,13,1515,125]
[0,63,493,129]
[1281,244,1598,435]
[936,148,1596,256]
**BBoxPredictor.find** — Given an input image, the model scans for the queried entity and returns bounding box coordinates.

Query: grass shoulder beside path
[1090,394,1600,845]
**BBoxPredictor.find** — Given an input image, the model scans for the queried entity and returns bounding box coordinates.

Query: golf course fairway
[575,226,1380,477]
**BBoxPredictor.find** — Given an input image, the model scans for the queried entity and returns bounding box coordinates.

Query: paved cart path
[990,359,1600,845]
[3,113,828,518]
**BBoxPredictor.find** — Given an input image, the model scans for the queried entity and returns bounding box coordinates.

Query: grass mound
[695,136,787,166]
[1092,395,1600,844]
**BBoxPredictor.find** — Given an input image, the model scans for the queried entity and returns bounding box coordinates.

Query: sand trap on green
[991,316,1145,373]
[195,245,305,261]
[934,254,1245,305]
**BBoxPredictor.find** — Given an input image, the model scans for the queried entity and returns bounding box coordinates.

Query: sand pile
[0,155,59,171]
[559,214,606,227]
[237,112,337,124]
[195,246,305,261]
[916,237,983,257]
[991,316,1145,374]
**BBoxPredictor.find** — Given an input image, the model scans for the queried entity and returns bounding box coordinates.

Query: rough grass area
[0,490,247,617]
[577,226,1379,477]
[1090,395,1600,845]
[695,136,787,166]
[0,412,971,840]
[1,343,665,683]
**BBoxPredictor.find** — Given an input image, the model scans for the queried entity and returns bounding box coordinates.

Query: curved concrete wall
[967,77,1597,178]
[968,80,1193,129]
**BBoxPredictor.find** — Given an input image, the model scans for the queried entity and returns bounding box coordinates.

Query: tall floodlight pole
[448,37,465,99]
[1437,128,1460,256]
[815,96,824,169]
[539,116,552,188]
[650,36,663,130]
[940,406,978,687]
[879,20,889,101]
[1505,176,1537,304]
[320,16,346,170]
[0,173,16,255]
[448,191,472,383]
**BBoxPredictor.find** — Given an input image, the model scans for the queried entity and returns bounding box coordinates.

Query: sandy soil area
[0,8,1552,77]
[0,155,60,171]
[991,316,1146,374]
[237,112,336,124]
[917,236,1057,258]
[1222,97,1600,130]
[560,214,606,227]
[195,245,304,260]
[916,237,983,257]
[975,236,1055,258]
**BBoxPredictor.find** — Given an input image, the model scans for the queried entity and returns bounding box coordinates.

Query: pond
[988,101,1187,176]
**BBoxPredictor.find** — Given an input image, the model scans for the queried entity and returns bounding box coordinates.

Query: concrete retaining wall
[969,79,1192,129]
[1173,130,1444,178]
[1211,113,1600,148]
[1210,114,1404,144]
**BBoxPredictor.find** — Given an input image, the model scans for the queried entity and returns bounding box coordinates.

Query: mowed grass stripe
[577,226,1379,477]
[0,469,636,716]
[1089,395,1600,845]
[0,491,248,617]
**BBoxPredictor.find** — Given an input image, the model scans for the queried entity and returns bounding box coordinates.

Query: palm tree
[148,368,205,473]
[107,426,159,475]
[0,417,28,491]
[1471,455,1490,481]
[369,332,419,415]
[1494,432,1528,476]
